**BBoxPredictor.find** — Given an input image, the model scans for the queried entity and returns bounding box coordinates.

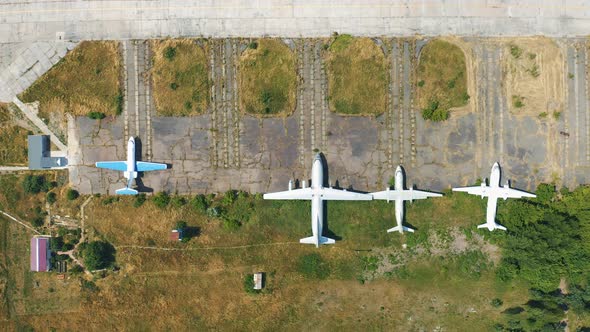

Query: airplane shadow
[319,153,343,242]
[133,137,172,194]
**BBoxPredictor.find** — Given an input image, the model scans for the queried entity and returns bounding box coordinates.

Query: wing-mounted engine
[288,180,293,191]
[503,180,510,200]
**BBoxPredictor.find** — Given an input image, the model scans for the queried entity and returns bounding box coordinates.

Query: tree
[80,241,116,271]
[222,190,236,205]
[31,216,44,228]
[88,111,106,120]
[153,192,170,209]
[175,220,187,231]
[46,192,57,204]
[66,189,79,200]
[50,236,64,251]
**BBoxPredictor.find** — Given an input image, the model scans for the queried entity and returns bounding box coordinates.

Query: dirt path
[116,241,301,251]
[0,210,40,234]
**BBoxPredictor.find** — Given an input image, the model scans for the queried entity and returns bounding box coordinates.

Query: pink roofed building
[30,237,50,272]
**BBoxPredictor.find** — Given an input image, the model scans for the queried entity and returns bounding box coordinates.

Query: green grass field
[325,35,388,116]
[238,39,297,116]
[417,39,469,121]
[1,177,590,330]
[19,41,122,119]
[151,39,210,116]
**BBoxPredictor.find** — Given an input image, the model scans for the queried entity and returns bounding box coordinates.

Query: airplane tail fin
[387,225,415,233]
[299,236,335,246]
[115,187,139,195]
[477,222,507,231]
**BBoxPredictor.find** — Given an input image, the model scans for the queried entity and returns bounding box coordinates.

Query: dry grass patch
[503,38,564,117]
[0,104,29,166]
[325,35,387,116]
[19,41,122,119]
[151,39,210,116]
[239,39,297,116]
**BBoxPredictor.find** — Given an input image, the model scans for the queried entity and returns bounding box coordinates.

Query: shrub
[175,220,187,231]
[102,196,119,205]
[222,217,241,231]
[153,192,170,209]
[50,236,64,251]
[66,189,79,200]
[171,196,187,208]
[169,82,178,90]
[512,95,524,108]
[133,193,146,208]
[491,298,504,308]
[510,44,522,58]
[163,46,176,60]
[31,216,44,228]
[115,92,124,115]
[191,194,208,212]
[421,100,449,122]
[206,206,221,218]
[22,175,46,194]
[222,190,236,206]
[69,264,83,274]
[248,41,258,49]
[46,192,57,204]
[297,253,330,279]
[417,80,425,87]
[88,111,106,120]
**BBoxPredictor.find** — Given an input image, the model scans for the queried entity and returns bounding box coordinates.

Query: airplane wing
[501,187,536,199]
[263,188,313,200]
[136,161,167,172]
[320,188,372,201]
[95,161,127,171]
[452,185,489,197]
[372,189,442,201]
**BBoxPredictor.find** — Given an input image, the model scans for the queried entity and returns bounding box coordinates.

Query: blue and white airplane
[95,137,167,195]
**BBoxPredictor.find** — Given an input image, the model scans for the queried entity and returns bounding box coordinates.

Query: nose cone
[129,137,135,145]
[395,165,403,174]
[492,162,500,170]
[314,153,321,161]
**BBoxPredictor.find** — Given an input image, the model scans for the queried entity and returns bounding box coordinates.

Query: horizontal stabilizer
[299,236,336,246]
[387,225,415,233]
[115,187,138,195]
[477,222,507,231]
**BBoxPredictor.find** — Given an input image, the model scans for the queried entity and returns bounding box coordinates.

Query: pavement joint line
[387,40,395,168]
[209,40,218,167]
[232,39,240,168]
[221,39,229,168]
[500,48,506,166]
[310,40,316,152]
[134,41,140,139]
[409,40,417,167]
[297,41,305,167]
[487,48,494,164]
[123,41,129,143]
[320,42,327,153]
[145,41,153,161]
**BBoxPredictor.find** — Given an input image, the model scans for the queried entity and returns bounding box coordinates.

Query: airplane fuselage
[310,154,324,247]
[125,137,138,180]
[394,166,404,228]
[484,163,502,229]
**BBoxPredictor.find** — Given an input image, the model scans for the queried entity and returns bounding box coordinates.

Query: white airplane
[263,153,372,247]
[95,137,167,195]
[452,162,536,231]
[372,166,442,233]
